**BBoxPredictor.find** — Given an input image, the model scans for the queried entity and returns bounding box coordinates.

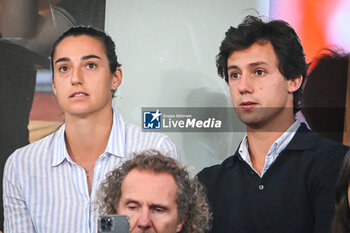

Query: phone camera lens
[101,217,113,232]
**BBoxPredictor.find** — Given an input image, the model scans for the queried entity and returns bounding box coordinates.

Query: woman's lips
[70,92,89,98]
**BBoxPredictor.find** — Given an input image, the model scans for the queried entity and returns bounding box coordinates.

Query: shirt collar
[51,107,126,167]
[237,120,301,163]
[51,123,70,167]
[271,120,301,154]
[105,107,126,157]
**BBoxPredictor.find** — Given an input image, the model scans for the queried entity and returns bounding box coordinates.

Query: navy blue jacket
[197,124,348,233]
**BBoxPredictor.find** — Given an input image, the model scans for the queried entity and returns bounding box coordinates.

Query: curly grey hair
[97,150,212,233]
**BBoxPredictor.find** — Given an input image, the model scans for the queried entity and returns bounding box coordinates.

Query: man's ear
[52,80,57,96]
[287,75,303,93]
[111,67,122,90]
[176,217,186,232]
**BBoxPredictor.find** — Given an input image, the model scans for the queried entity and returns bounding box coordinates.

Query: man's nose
[237,74,253,94]
[137,209,152,230]
[71,67,83,86]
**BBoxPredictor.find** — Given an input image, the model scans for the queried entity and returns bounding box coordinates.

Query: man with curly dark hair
[97,150,211,233]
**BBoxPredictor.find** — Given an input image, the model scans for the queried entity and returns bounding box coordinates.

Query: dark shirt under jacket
[197,124,348,233]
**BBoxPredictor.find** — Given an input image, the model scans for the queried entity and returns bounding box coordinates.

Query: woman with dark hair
[332,149,350,233]
[3,26,179,233]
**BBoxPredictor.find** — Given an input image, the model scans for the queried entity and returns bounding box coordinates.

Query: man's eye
[153,208,165,213]
[86,63,97,69]
[230,72,240,79]
[255,69,265,76]
[58,66,69,72]
[127,205,137,210]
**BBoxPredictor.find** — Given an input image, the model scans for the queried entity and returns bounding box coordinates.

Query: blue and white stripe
[3,107,179,233]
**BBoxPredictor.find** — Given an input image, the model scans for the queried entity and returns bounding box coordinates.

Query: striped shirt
[3,107,180,233]
[238,120,301,177]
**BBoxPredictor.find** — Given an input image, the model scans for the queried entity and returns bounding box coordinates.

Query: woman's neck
[64,107,114,162]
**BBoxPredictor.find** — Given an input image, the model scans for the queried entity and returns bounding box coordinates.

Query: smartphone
[98,215,130,233]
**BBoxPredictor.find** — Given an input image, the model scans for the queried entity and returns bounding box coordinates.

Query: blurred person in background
[302,49,349,143]
[331,149,350,233]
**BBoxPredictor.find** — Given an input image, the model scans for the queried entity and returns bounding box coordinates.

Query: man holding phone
[97,150,211,233]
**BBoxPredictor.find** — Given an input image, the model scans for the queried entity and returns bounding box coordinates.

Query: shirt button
[96,164,102,170]
[258,185,264,190]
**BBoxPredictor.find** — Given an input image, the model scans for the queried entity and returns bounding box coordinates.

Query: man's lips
[239,101,257,110]
[69,92,89,98]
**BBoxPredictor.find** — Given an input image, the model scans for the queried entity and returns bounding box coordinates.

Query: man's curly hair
[97,150,212,233]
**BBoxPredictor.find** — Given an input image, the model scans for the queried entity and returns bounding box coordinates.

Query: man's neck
[246,117,296,175]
